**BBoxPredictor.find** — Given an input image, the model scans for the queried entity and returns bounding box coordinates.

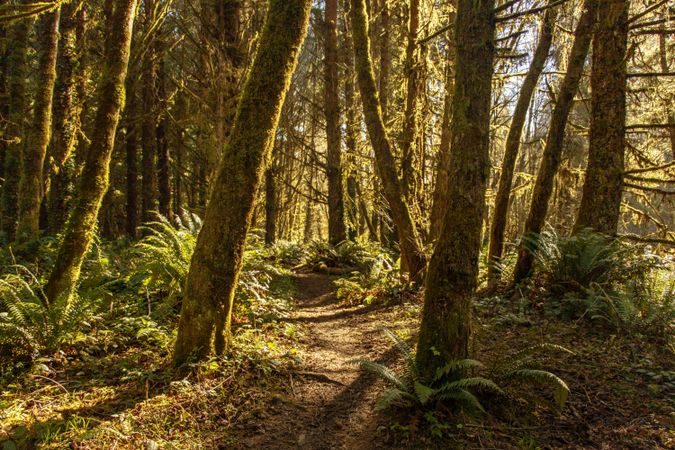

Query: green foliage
[305,240,392,273]
[352,328,502,413]
[0,267,97,364]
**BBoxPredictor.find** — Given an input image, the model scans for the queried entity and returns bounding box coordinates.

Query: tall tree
[488,4,557,282]
[513,0,596,283]
[17,8,60,239]
[415,0,495,379]
[141,0,159,223]
[350,0,426,278]
[324,0,347,244]
[575,0,629,235]
[173,0,312,366]
[43,0,139,303]
[1,3,30,241]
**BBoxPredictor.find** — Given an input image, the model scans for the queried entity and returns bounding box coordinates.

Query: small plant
[0,267,97,364]
[352,329,501,413]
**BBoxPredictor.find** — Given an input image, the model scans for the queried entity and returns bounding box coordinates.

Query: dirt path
[239,273,395,450]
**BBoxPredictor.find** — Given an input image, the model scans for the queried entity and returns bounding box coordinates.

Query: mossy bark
[172,0,312,366]
[324,0,347,245]
[45,0,82,233]
[43,0,139,304]
[350,0,426,278]
[574,0,628,235]
[342,0,359,240]
[415,0,495,380]
[428,2,456,242]
[513,0,596,283]
[1,5,30,241]
[487,4,556,282]
[17,8,60,239]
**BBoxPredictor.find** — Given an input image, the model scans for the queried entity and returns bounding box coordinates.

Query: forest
[0,0,673,448]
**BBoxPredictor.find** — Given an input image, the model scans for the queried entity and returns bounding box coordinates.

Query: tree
[513,0,597,283]
[17,8,60,239]
[324,0,347,244]
[574,0,629,235]
[43,0,139,303]
[415,0,495,379]
[488,3,557,282]
[172,0,312,366]
[350,0,426,278]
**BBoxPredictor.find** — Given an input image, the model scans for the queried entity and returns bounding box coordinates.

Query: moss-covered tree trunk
[172,0,312,366]
[400,0,423,202]
[1,5,30,241]
[17,8,60,239]
[574,0,628,235]
[324,0,347,244]
[342,0,359,239]
[513,0,596,283]
[350,0,426,278]
[45,1,82,233]
[43,0,139,304]
[428,1,456,242]
[415,0,495,380]
[487,4,556,282]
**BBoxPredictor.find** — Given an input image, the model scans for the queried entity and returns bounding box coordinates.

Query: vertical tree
[350,0,426,278]
[141,0,159,222]
[415,0,495,379]
[1,4,30,241]
[43,0,139,303]
[575,0,629,235]
[488,4,557,281]
[324,0,347,244]
[264,166,277,245]
[17,8,60,239]
[125,85,139,238]
[513,0,596,282]
[173,0,312,366]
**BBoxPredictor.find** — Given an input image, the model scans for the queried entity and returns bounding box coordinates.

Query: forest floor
[1,271,673,449]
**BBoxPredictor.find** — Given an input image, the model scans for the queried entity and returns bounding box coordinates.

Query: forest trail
[239,273,393,450]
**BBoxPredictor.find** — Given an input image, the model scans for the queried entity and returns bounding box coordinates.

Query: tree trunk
[125,86,139,239]
[350,0,426,278]
[43,0,139,304]
[487,4,556,282]
[574,0,628,235]
[157,50,171,218]
[1,6,30,241]
[400,0,423,202]
[141,2,159,223]
[265,167,277,245]
[172,0,312,366]
[324,0,347,244]
[429,2,457,242]
[513,0,596,283]
[17,8,60,239]
[45,1,82,234]
[415,0,495,380]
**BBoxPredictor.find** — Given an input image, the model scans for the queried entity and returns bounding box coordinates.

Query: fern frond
[435,359,484,381]
[505,369,570,409]
[437,388,486,413]
[440,377,503,395]
[352,358,408,390]
[380,327,419,382]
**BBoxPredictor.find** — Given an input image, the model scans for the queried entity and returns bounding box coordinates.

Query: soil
[239,273,391,450]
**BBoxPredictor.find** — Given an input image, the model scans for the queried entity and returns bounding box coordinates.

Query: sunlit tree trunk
[415,0,495,379]
[17,8,60,239]
[513,0,596,283]
[172,0,312,366]
[488,4,556,282]
[575,0,628,235]
[43,0,139,303]
[324,0,347,244]
[350,0,426,278]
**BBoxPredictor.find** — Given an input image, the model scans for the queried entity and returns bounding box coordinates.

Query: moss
[172,0,313,366]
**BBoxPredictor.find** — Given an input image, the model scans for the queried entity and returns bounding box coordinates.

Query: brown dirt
[238,273,394,450]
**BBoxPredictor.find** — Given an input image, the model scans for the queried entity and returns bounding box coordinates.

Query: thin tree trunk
[574,0,628,235]
[324,0,347,244]
[43,0,139,304]
[488,4,556,282]
[173,0,312,366]
[157,50,171,218]
[350,0,426,278]
[342,0,359,240]
[45,1,82,234]
[265,167,277,245]
[17,8,60,239]
[125,86,139,239]
[141,1,159,223]
[1,5,30,241]
[513,0,596,283]
[415,0,495,380]
[429,2,457,242]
